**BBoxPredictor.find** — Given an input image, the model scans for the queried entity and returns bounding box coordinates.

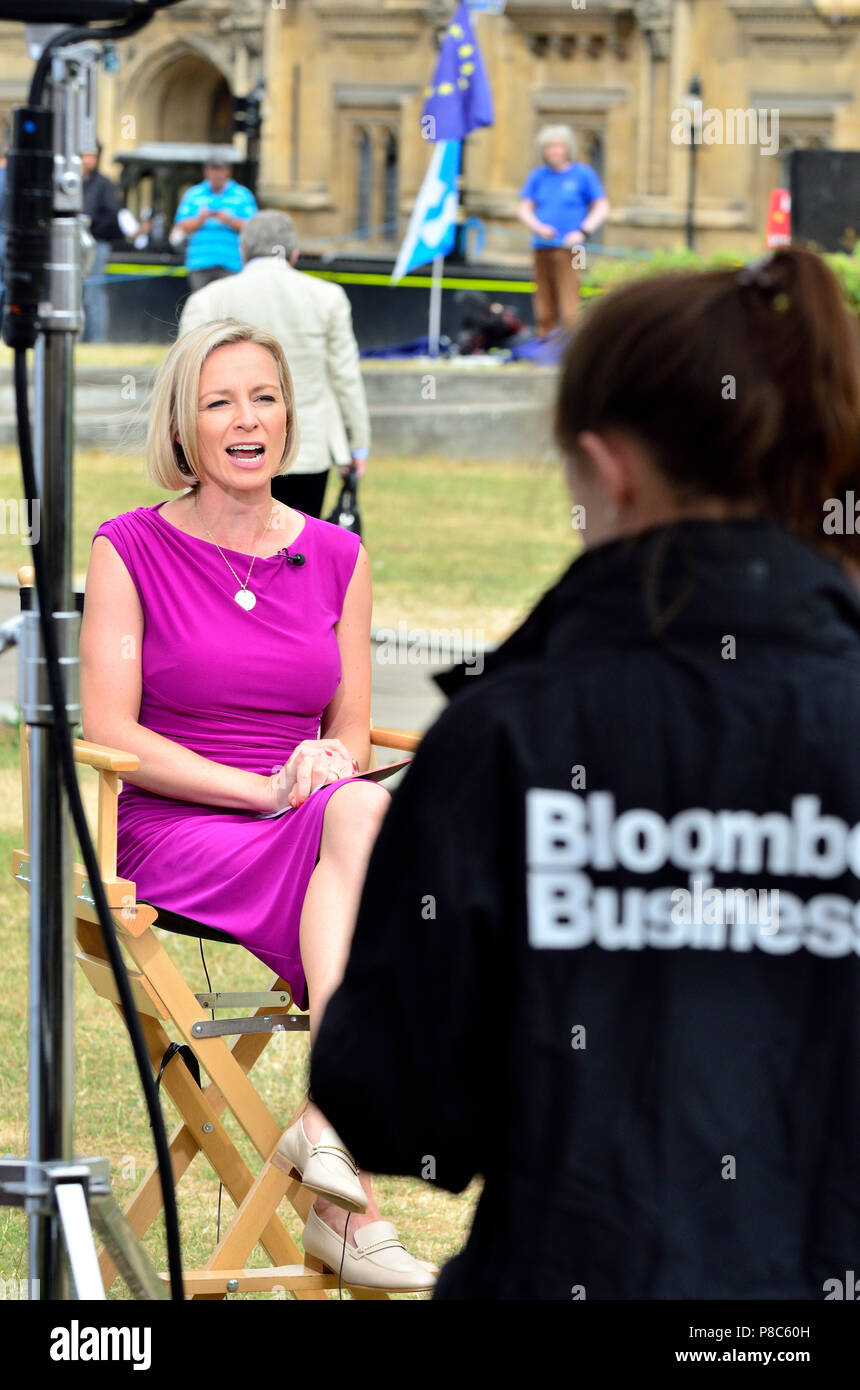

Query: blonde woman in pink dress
[80,319,435,1292]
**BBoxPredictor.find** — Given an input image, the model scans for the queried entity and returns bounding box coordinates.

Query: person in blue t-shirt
[173,156,258,294]
[518,124,610,338]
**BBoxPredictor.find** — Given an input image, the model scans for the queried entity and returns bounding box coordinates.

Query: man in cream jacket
[177,209,370,517]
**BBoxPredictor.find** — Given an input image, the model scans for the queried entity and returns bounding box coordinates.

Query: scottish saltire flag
[421,1,495,141]
[390,138,462,283]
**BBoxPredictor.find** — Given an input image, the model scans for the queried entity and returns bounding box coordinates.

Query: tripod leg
[55,1182,106,1300]
[90,1188,170,1301]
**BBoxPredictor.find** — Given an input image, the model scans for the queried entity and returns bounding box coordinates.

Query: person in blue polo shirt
[518,125,610,339]
[173,155,258,294]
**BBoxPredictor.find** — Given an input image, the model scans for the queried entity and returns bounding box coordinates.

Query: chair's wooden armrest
[73,739,140,773]
[370,726,422,754]
[22,725,139,772]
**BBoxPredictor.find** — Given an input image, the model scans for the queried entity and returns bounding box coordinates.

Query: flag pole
[428,252,444,357]
[427,139,461,357]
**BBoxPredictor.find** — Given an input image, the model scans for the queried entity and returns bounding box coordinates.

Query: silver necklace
[194,494,273,611]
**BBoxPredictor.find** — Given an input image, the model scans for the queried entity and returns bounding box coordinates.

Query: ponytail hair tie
[736,254,791,310]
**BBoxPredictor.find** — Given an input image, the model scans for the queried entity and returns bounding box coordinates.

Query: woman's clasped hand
[268,737,359,812]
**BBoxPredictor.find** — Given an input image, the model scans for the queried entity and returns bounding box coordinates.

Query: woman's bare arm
[320,542,373,770]
[517,197,547,234]
[80,536,272,812]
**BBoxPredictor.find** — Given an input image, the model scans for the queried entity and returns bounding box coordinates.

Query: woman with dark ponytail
[553,247,860,566]
[310,248,860,1301]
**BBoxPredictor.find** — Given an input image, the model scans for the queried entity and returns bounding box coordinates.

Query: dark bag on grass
[326,466,362,539]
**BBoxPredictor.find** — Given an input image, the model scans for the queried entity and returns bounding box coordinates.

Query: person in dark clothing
[0,148,6,320]
[81,143,122,343]
[310,247,860,1299]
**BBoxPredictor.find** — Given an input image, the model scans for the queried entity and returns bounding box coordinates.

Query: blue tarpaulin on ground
[358,327,572,364]
[360,336,454,358]
[505,327,572,364]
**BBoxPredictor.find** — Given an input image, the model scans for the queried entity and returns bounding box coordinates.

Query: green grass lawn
[0,340,579,640]
[0,404,579,1298]
[0,445,577,642]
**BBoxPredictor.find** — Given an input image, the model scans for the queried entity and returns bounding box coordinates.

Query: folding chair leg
[75,920,394,1299]
[98,1114,200,1291]
[74,919,288,1289]
[98,1010,312,1296]
[122,928,283,1154]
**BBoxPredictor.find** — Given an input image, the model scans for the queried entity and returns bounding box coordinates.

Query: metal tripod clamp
[0,1156,168,1301]
[19,607,81,726]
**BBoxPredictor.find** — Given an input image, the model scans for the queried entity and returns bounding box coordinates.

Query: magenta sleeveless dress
[91,501,362,1008]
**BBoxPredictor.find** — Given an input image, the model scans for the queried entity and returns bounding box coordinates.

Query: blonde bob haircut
[146,319,301,491]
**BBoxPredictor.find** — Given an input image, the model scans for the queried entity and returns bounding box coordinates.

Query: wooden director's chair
[11,565,422,1300]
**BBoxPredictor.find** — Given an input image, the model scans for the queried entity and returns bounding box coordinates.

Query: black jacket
[83,170,122,244]
[311,519,860,1299]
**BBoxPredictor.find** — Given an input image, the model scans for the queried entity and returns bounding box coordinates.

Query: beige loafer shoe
[302,1205,437,1292]
[271,1115,368,1214]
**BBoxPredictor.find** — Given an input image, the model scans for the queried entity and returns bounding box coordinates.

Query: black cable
[6,0,193,1304]
[338,1214,350,1300]
[198,936,213,1000]
[14,349,184,1301]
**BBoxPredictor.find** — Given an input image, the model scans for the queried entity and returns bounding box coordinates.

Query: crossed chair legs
[82,912,433,1300]
[13,709,432,1300]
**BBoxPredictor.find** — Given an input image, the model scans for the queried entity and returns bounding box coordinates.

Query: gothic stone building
[1,1,858,260]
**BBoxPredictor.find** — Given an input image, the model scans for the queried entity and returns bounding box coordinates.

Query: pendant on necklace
[235,589,256,611]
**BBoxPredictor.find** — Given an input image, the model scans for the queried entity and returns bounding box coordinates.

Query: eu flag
[421,1,495,141]
[390,139,462,281]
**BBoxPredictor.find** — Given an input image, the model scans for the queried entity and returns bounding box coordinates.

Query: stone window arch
[382,127,399,243]
[580,128,605,183]
[355,125,373,236]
